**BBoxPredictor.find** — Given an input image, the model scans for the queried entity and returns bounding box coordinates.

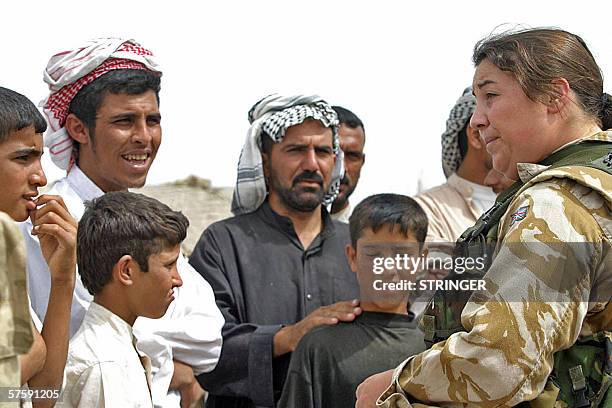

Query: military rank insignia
[510,205,529,226]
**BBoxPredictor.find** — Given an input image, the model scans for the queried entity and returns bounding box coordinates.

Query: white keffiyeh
[231,94,344,215]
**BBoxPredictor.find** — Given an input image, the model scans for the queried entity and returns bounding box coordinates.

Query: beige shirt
[414,173,495,243]
[57,302,153,408]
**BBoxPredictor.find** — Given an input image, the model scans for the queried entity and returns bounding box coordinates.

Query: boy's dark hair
[0,87,47,143]
[77,191,188,295]
[332,105,365,137]
[349,194,428,247]
[68,69,161,138]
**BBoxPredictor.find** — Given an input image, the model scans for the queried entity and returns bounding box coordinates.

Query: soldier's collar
[517,163,550,183]
[516,131,612,183]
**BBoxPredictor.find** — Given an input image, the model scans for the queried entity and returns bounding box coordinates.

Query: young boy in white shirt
[57,191,188,407]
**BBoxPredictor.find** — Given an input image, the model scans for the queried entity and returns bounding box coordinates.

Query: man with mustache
[21,38,224,408]
[330,106,366,223]
[414,88,497,243]
[189,94,361,408]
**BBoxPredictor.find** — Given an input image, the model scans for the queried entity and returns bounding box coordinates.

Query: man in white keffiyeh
[231,94,344,215]
[20,38,225,408]
[189,94,360,408]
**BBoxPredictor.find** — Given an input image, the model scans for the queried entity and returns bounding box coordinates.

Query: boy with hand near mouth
[0,86,76,407]
[278,193,428,408]
[58,192,188,408]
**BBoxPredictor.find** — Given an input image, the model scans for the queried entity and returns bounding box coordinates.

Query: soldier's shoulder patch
[510,205,529,226]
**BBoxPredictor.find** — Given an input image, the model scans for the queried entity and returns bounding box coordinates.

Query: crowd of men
[1,30,610,408]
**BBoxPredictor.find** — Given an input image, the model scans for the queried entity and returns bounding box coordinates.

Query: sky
[1,1,610,206]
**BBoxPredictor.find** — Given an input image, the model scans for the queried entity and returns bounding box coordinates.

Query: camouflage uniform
[0,211,33,392]
[377,132,612,407]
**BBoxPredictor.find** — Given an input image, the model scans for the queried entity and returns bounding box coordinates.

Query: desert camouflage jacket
[377,132,612,407]
[0,211,32,389]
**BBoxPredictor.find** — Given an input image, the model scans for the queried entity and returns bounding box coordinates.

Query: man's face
[78,90,161,192]
[129,244,183,319]
[264,119,336,213]
[0,126,47,221]
[333,124,365,211]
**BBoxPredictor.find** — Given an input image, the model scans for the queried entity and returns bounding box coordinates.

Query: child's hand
[31,195,77,285]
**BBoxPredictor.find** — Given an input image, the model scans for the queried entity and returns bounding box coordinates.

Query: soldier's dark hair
[68,69,161,139]
[473,27,612,129]
[0,87,47,143]
[77,191,188,295]
[332,106,365,139]
[349,194,428,247]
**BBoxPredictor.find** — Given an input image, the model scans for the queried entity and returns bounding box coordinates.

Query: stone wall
[135,176,233,256]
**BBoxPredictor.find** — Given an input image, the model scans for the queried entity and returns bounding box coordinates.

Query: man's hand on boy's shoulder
[30,194,77,285]
[273,299,362,356]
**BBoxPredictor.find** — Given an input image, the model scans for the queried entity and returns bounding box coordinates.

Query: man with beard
[189,94,361,408]
[414,88,497,243]
[330,106,366,223]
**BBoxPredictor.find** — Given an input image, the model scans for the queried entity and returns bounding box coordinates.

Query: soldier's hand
[355,369,394,408]
[30,195,77,285]
[273,299,361,356]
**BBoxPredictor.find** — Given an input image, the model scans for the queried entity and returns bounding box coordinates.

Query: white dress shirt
[57,302,153,408]
[20,166,225,407]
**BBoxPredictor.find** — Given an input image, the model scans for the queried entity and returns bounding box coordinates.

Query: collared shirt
[414,173,496,243]
[189,201,360,408]
[57,302,153,408]
[377,132,612,407]
[19,166,224,408]
[330,203,352,224]
[0,212,32,390]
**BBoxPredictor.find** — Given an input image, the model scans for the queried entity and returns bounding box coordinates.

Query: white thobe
[57,302,153,408]
[20,166,224,407]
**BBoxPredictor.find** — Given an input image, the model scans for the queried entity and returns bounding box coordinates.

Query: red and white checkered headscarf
[41,38,161,170]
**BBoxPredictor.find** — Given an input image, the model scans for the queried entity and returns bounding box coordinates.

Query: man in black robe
[189,94,361,408]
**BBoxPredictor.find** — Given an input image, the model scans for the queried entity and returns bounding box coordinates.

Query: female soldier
[356,27,612,408]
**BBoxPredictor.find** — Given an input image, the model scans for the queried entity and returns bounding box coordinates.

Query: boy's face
[0,126,47,221]
[346,226,423,307]
[129,244,183,319]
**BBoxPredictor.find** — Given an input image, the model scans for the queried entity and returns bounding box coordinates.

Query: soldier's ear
[547,78,571,114]
[65,114,91,145]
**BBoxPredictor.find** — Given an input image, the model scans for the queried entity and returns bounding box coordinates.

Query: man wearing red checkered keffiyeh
[41,38,161,170]
[21,38,225,408]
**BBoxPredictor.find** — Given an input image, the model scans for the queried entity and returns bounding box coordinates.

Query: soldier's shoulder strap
[457,139,612,249]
